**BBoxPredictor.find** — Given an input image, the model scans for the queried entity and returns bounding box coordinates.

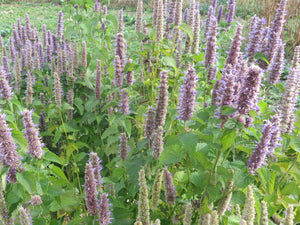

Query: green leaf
[162,56,176,69]
[43,151,64,165]
[254,52,269,64]
[16,171,36,194]
[159,145,184,165]
[179,23,193,41]
[290,137,300,153]
[53,129,61,145]
[102,126,118,139]
[221,106,237,116]
[178,132,199,154]
[49,165,70,184]
[281,182,299,195]
[74,98,84,115]
[221,130,236,150]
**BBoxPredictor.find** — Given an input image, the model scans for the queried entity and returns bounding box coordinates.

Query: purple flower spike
[248,121,273,174]
[178,66,197,121]
[22,109,44,160]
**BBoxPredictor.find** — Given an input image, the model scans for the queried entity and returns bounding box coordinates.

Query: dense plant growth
[0,0,299,224]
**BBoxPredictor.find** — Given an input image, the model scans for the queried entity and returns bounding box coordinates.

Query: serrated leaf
[159,145,184,165]
[179,23,193,41]
[221,105,237,116]
[49,165,70,184]
[74,98,84,115]
[178,132,200,153]
[162,56,176,68]
[43,151,64,165]
[102,126,118,139]
[16,171,36,194]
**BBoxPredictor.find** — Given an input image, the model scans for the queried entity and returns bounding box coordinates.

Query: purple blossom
[225,23,243,68]
[0,68,12,102]
[95,60,102,99]
[89,152,103,190]
[99,193,111,225]
[119,89,130,115]
[152,126,164,159]
[0,111,21,182]
[144,106,156,139]
[178,66,197,121]
[85,162,99,215]
[154,71,168,127]
[119,133,129,161]
[163,167,176,205]
[248,121,272,174]
[22,109,44,160]
[217,5,224,23]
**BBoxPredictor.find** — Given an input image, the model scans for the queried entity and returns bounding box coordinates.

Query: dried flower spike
[137,169,150,225]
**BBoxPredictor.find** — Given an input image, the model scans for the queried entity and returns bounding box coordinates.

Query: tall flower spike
[280,46,300,133]
[0,68,12,102]
[137,169,150,225]
[22,109,44,160]
[151,169,163,211]
[260,201,268,225]
[53,72,62,107]
[152,126,164,159]
[119,133,129,161]
[19,206,32,225]
[248,121,272,174]
[119,89,130,115]
[95,60,101,99]
[2,56,12,83]
[178,66,197,121]
[163,167,176,205]
[241,185,255,225]
[154,219,161,225]
[154,71,168,127]
[0,111,21,182]
[262,0,288,69]
[283,205,294,225]
[156,0,164,43]
[81,41,87,79]
[136,0,143,33]
[191,11,200,54]
[237,65,262,121]
[225,23,243,68]
[118,9,124,33]
[165,0,176,39]
[268,110,281,157]
[226,0,236,26]
[205,17,218,80]
[99,193,111,225]
[183,204,192,225]
[217,170,234,216]
[245,17,263,62]
[217,5,223,22]
[89,152,103,190]
[152,0,159,26]
[115,33,127,70]
[25,71,34,106]
[114,55,123,88]
[268,40,285,84]
[211,211,219,225]
[144,106,156,139]
[0,183,14,225]
[204,6,214,39]
[185,0,195,53]
[56,11,64,41]
[85,162,99,216]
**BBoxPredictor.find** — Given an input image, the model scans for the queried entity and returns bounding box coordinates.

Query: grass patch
[0,2,62,37]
